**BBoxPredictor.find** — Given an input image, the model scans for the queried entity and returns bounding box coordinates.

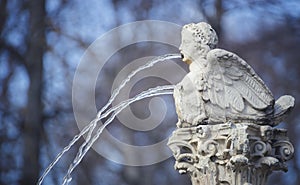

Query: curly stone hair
[182,22,218,49]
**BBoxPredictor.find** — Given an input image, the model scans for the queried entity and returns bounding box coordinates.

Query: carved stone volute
[168,122,294,185]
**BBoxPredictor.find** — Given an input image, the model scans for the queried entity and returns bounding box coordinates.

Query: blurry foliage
[0,0,300,185]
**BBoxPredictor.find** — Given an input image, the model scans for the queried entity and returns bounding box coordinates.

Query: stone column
[168,122,294,185]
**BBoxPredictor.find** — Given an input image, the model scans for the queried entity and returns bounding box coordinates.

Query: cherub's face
[179,29,206,65]
[179,22,218,65]
[179,27,199,64]
[179,31,195,65]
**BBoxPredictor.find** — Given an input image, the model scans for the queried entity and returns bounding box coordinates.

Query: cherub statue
[174,22,295,127]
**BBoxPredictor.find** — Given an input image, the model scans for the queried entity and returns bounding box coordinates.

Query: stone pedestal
[167,122,294,185]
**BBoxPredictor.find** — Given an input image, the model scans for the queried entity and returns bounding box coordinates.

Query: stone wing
[204,49,274,112]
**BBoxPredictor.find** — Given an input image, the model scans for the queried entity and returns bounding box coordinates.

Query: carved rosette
[167,122,294,185]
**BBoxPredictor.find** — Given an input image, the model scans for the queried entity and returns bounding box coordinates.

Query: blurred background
[1,0,300,185]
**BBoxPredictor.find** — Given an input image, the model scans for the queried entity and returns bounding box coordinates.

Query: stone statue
[168,22,295,185]
[174,22,294,128]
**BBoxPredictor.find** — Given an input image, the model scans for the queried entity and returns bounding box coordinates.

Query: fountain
[38,22,295,185]
[37,54,180,185]
[167,22,295,185]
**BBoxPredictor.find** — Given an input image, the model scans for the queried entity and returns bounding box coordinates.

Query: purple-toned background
[1,0,300,185]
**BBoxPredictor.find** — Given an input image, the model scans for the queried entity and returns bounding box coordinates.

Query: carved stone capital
[167,122,294,185]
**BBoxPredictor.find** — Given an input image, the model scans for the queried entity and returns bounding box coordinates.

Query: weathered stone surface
[168,22,295,185]
[175,22,294,127]
[168,122,294,185]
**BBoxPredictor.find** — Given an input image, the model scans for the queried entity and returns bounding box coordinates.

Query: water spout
[37,54,180,185]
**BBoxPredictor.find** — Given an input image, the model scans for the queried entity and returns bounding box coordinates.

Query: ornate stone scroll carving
[168,123,294,185]
[168,22,295,185]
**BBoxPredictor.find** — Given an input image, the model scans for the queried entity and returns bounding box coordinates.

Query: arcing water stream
[37,54,181,185]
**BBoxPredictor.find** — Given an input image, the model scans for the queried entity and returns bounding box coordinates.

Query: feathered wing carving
[204,49,275,115]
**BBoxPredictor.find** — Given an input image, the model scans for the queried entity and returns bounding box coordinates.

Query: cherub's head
[179,22,218,64]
